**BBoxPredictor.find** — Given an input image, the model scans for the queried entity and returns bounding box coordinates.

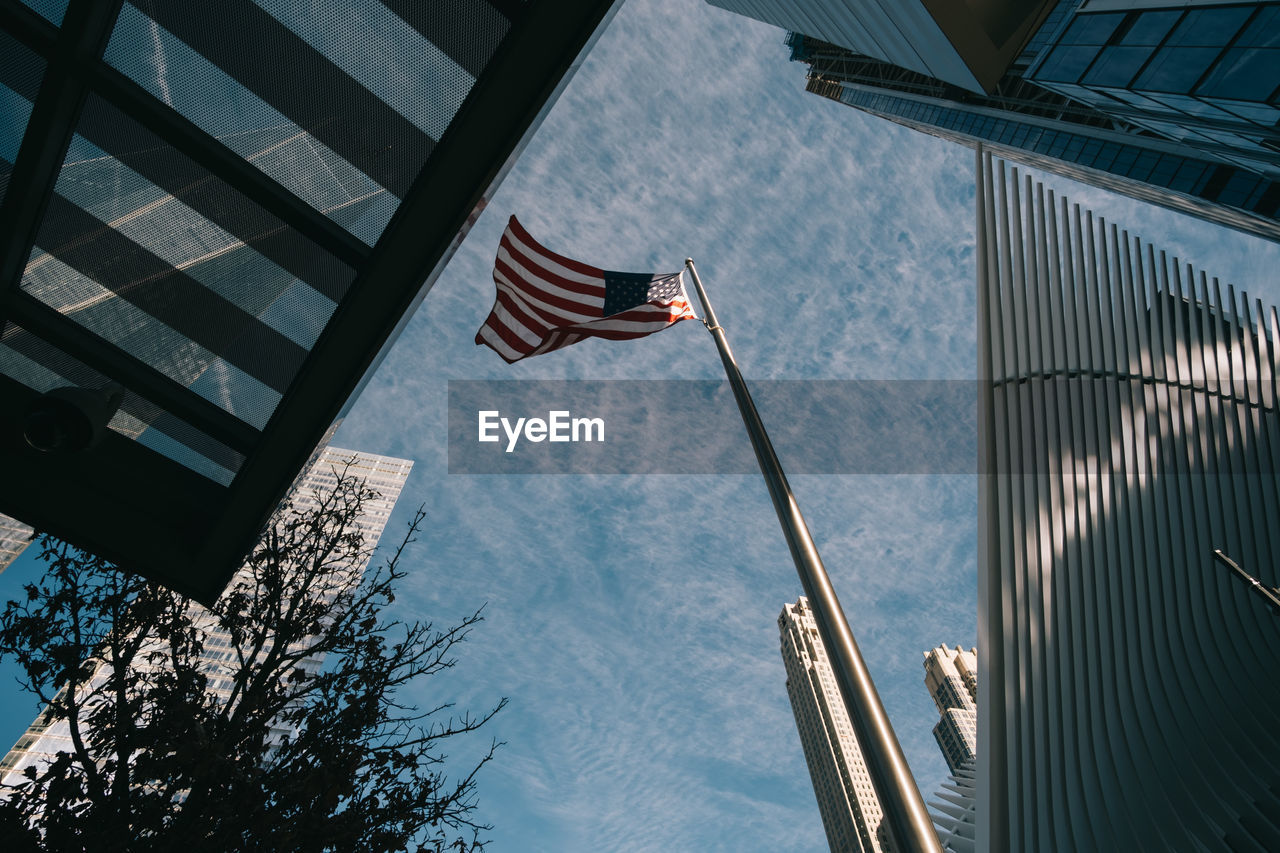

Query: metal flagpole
[683,259,941,853]
[1213,550,1280,616]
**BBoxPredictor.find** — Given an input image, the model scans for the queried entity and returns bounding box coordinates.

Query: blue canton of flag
[601,272,687,317]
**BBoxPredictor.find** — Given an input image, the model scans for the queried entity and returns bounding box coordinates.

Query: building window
[1119,11,1181,47]
[1135,46,1221,93]
[1083,45,1155,87]
[1196,48,1280,102]
[1239,7,1280,48]
[1061,13,1127,47]
[1166,6,1253,48]
[1037,45,1100,83]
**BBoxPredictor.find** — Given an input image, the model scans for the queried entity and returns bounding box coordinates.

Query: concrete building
[922,645,977,775]
[779,596,894,852]
[976,150,1280,850]
[713,1,1280,243]
[0,513,34,573]
[0,445,411,789]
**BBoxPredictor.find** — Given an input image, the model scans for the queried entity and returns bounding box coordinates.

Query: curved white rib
[977,150,1280,852]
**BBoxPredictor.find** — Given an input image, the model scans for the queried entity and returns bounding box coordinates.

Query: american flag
[475,216,696,363]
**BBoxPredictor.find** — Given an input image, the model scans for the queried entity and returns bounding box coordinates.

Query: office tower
[704,0,1054,93]
[779,597,894,852]
[922,645,977,775]
[710,1,1280,244]
[0,1,615,602]
[977,150,1280,850]
[0,446,412,789]
[0,512,34,573]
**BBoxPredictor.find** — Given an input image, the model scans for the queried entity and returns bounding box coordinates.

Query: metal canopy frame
[0,0,619,604]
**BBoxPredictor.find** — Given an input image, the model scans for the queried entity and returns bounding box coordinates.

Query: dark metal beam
[199,0,623,596]
[9,292,260,454]
[0,4,371,277]
[0,373,226,601]
[0,323,244,473]
[74,93,359,303]
[0,0,58,54]
[0,0,123,307]
[33,189,309,394]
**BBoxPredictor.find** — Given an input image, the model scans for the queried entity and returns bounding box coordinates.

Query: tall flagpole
[683,259,941,853]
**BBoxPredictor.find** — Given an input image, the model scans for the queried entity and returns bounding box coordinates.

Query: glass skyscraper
[713,1,1280,243]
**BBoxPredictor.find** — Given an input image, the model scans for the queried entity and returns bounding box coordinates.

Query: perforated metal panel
[0,29,44,209]
[0,0,620,601]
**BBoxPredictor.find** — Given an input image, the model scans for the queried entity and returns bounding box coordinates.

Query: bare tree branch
[0,467,503,853]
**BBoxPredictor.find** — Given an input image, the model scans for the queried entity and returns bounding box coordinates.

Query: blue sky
[4,1,1280,850]
[331,1,1280,849]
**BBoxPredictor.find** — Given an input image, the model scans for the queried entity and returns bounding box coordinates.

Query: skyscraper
[0,445,412,789]
[709,1,1280,244]
[779,597,894,852]
[977,150,1280,850]
[0,512,34,573]
[704,0,1055,93]
[922,645,977,775]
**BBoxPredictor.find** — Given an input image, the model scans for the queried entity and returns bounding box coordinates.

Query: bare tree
[0,465,505,853]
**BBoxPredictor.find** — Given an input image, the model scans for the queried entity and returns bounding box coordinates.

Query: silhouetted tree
[0,464,504,852]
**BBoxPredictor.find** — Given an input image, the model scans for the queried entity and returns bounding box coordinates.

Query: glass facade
[1029,3,1280,180]
[0,0,615,601]
[837,86,1277,221]
[790,2,1280,244]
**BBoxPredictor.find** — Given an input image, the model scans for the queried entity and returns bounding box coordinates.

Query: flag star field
[601,271,686,317]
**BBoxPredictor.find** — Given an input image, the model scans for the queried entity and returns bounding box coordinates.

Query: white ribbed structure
[929,759,976,853]
[976,150,1280,852]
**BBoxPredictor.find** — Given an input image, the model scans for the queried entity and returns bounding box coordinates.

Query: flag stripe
[494,262,597,323]
[476,215,694,362]
[505,216,604,281]
[485,297,544,347]
[490,278,561,334]
[495,244,603,304]
[477,322,525,362]
[499,238,604,299]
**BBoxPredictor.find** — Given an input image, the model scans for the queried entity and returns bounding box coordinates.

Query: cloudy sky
[4,0,1280,850]
[331,1,1280,849]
